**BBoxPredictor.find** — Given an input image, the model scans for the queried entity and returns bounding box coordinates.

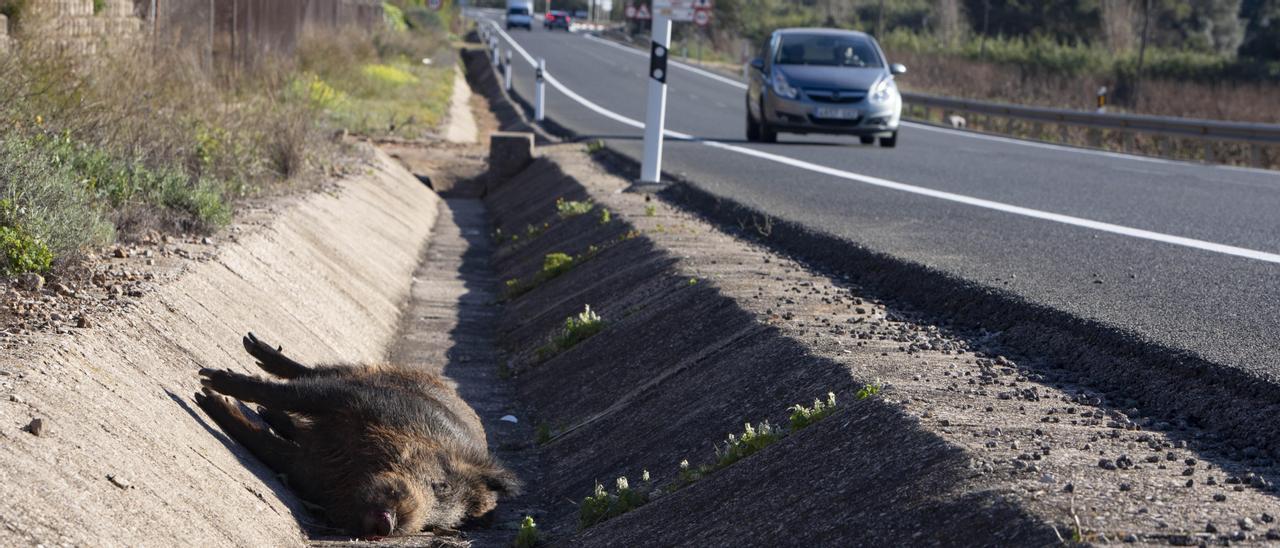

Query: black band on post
[649,41,668,84]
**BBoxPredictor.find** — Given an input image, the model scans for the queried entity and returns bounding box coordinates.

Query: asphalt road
[476,13,1280,383]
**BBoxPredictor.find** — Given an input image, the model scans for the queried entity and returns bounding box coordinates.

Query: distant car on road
[545,10,571,31]
[746,28,906,147]
[505,0,533,30]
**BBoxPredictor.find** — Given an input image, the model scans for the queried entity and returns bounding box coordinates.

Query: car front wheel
[879,131,898,148]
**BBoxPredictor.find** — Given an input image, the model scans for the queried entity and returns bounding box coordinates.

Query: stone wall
[14,0,144,55]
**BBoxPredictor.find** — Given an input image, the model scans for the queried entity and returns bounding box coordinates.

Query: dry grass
[0,19,457,275]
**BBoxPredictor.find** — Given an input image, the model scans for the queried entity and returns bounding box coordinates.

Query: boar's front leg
[194,389,300,477]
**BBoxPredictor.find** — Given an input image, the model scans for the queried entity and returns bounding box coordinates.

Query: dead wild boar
[195,332,519,538]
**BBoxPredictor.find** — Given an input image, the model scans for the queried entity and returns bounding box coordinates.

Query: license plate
[813,107,861,120]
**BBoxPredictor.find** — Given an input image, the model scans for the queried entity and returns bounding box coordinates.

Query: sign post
[535,58,547,122]
[638,13,671,185]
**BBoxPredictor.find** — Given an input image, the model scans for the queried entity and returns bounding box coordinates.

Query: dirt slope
[0,147,439,546]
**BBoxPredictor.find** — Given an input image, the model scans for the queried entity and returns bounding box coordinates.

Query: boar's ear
[479,461,522,496]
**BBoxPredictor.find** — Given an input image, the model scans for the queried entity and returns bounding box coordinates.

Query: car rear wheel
[879,131,898,148]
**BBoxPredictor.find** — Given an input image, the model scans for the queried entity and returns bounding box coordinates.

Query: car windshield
[508,7,529,15]
[775,33,882,68]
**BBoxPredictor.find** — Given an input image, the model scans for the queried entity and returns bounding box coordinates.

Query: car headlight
[870,78,897,103]
[771,72,798,99]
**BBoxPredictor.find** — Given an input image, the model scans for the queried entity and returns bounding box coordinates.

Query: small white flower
[641,469,650,482]
[679,459,689,470]
[616,476,629,491]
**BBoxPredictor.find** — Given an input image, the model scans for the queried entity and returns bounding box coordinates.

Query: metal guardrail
[902,92,1280,167]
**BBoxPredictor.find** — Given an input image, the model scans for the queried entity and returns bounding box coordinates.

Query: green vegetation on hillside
[0,1,458,276]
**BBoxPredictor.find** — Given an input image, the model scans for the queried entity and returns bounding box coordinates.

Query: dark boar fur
[194,333,519,538]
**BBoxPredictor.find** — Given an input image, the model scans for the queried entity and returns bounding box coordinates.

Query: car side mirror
[749,58,765,72]
[890,63,907,75]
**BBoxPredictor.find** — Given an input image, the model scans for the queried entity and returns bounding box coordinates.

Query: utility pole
[979,0,990,58]
[1133,0,1152,109]
[876,0,884,37]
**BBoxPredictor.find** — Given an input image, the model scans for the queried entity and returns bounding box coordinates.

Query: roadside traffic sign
[635,4,650,19]
[625,4,636,18]
[693,8,710,26]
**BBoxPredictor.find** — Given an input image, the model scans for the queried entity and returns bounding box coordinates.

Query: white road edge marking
[484,19,1280,265]
[581,28,1280,178]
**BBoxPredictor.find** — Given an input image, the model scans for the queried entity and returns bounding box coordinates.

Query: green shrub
[788,391,837,431]
[714,421,781,468]
[513,515,540,547]
[556,197,594,218]
[534,423,552,445]
[672,421,782,490]
[540,252,574,280]
[383,2,409,32]
[579,472,652,529]
[855,381,883,400]
[535,304,605,361]
[0,136,115,264]
[598,208,611,225]
[0,225,53,274]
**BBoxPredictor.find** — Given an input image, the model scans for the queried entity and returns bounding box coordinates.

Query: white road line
[576,28,1279,178]
[482,20,1280,265]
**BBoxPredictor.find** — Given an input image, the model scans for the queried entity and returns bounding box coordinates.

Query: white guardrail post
[535,58,546,122]
[504,50,513,91]
[639,15,672,185]
[491,38,500,65]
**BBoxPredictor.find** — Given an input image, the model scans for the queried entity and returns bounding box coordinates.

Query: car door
[747,33,776,120]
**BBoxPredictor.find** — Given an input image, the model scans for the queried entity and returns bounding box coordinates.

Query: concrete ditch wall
[484,150,1058,545]
[0,148,438,545]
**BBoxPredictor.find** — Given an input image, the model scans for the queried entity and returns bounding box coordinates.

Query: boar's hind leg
[242,332,315,378]
[200,368,336,415]
[258,406,299,440]
[195,389,299,476]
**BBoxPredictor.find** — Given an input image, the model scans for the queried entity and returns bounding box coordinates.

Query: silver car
[746,28,907,147]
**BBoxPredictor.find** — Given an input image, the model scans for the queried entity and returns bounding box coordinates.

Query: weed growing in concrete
[644,204,657,217]
[715,421,781,468]
[687,277,699,286]
[514,515,541,547]
[504,252,587,300]
[585,139,606,154]
[788,392,837,432]
[556,197,594,219]
[535,304,605,361]
[579,472,652,529]
[535,422,552,445]
[598,208,611,225]
[856,381,883,400]
[670,422,782,490]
